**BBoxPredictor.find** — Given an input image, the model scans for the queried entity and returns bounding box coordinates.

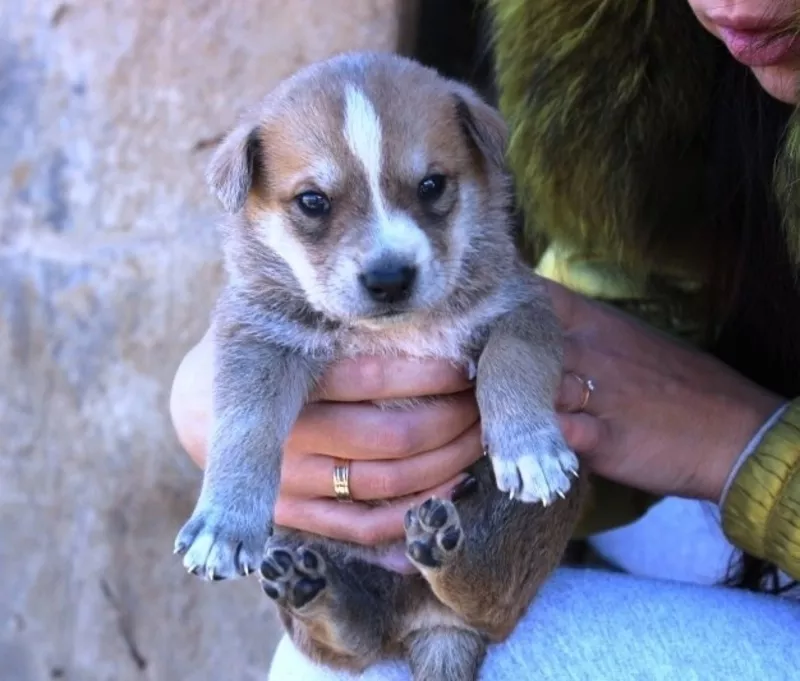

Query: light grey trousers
[268,567,799,680]
[268,499,800,680]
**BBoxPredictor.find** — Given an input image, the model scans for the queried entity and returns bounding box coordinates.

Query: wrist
[721,398,800,576]
[694,390,785,504]
[718,401,790,507]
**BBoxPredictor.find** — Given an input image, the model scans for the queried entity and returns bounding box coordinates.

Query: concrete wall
[0,2,414,679]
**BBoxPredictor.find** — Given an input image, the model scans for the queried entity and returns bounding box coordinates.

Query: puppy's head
[208,52,509,324]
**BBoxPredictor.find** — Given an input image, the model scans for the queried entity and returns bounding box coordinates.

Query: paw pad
[404,497,463,569]
[259,544,327,610]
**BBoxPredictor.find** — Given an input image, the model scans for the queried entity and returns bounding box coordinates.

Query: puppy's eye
[417,174,447,202]
[295,191,331,217]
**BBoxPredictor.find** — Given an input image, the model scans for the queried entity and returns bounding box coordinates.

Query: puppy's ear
[452,89,508,170]
[206,121,264,213]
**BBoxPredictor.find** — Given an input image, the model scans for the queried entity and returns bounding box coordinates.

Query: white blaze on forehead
[344,85,383,193]
[343,85,432,266]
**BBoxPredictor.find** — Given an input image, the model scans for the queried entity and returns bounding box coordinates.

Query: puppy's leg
[174,320,324,581]
[477,291,579,505]
[259,534,397,671]
[405,628,485,681]
[406,459,588,640]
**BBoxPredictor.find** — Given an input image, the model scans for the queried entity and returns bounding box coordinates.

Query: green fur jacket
[487,0,800,580]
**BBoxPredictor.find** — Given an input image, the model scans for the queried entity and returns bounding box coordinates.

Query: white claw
[243,565,251,576]
[208,567,215,581]
[557,490,566,500]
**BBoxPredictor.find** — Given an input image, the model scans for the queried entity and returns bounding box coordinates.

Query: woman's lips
[714,18,800,68]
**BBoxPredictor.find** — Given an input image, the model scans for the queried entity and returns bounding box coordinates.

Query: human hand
[169,332,480,565]
[169,327,596,562]
[544,280,784,504]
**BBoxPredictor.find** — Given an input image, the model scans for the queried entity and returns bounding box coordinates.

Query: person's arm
[168,327,596,568]
[171,280,800,581]
[542,278,800,581]
[721,400,800,580]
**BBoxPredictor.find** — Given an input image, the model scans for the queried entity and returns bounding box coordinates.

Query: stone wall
[0,2,414,679]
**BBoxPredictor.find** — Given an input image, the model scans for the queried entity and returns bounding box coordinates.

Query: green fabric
[486,0,722,536]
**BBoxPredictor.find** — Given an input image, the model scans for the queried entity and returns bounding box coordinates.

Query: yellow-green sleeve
[722,399,800,581]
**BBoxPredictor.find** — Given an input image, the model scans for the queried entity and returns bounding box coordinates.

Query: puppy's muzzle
[359,259,417,305]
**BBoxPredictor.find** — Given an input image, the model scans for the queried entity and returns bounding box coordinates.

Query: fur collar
[485,0,792,276]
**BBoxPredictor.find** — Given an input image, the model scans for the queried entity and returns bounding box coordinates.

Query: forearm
[721,399,800,581]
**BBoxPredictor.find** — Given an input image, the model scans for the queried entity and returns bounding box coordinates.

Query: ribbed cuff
[721,399,800,580]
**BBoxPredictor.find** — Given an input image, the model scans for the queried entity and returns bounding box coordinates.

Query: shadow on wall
[0,2,428,680]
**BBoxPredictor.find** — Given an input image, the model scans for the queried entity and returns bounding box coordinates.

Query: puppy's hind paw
[259,543,327,611]
[404,497,463,569]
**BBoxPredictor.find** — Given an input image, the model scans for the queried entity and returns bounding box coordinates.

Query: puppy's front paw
[404,497,463,569]
[259,543,327,611]
[485,416,579,505]
[174,505,269,581]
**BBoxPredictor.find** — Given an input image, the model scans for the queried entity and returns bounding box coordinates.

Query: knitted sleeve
[722,399,800,581]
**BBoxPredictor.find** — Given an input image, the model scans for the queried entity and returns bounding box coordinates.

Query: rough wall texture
[0,2,412,680]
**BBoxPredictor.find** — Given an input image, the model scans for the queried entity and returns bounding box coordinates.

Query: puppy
[175,52,588,681]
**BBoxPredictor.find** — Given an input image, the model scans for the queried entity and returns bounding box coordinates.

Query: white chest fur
[335,296,502,364]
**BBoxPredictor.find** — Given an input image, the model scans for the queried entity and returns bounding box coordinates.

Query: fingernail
[450,475,478,502]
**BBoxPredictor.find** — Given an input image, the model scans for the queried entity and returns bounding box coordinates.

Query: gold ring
[332,459,353,502]
[569,373,595,412]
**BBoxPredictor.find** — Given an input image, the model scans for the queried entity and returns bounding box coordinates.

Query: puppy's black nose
[359,262,417,304]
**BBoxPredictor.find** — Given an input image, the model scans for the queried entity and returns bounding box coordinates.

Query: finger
[559,338,606,416]
[556,371,592,413]
[282,424,483,500]
[169,329,215,469]
[561,334,581,374]
[274,474,469,545]
[312,356,472,402]
[557,412,605,454]
[287,392,479,460]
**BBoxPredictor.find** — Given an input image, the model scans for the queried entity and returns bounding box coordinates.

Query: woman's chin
[751,65,800,105]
